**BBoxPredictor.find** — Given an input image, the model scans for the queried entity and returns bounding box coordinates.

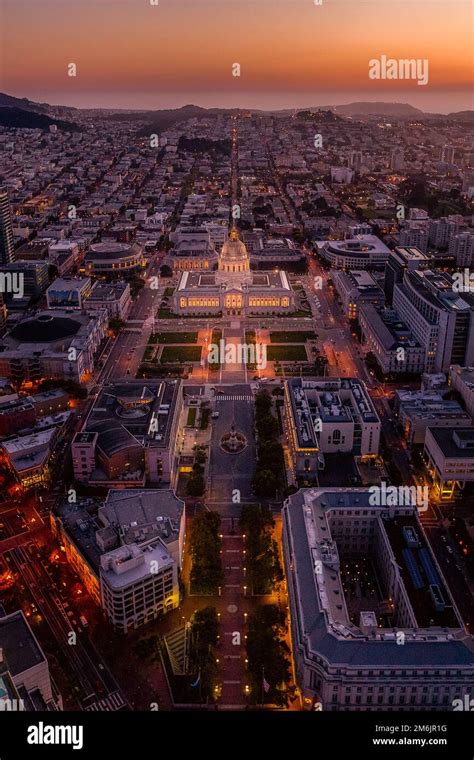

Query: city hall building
[172,228,295,316]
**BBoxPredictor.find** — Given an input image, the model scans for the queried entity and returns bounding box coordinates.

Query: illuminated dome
[218,227,250,274]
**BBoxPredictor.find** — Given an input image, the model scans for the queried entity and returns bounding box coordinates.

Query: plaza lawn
[267,345,307,362]
[269,331,317,343]
[160,345,202,363]
[187,407,197,427]
[150,331,198,344]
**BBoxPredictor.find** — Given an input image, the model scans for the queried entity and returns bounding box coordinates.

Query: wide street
[207,383,257,512]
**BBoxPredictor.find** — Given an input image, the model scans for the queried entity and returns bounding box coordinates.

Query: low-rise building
[284,378,381,481]
[82,242,145,279]
[0,309,108,384]
[167,228,218,271]
[395,391,471,446]
[84,280,132,320]
[319,235,390,270]
[282,487,473,710]
[424,427,474,501]
[331,270,384,320]
[359,304,426,374]
[51,489,184,633]
[46,277,93,309]
[72,381,182,487]
[1,411,71,489]
[450,365,474,419]
[0,609,62,711]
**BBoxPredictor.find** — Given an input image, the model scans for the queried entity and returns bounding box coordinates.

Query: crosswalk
[85,691,127,712]
[216,395,254,402]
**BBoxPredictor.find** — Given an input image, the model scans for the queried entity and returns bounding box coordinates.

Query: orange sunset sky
[0,0,472,112]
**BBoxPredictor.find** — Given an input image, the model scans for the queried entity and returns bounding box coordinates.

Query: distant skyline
[1,0,472,113]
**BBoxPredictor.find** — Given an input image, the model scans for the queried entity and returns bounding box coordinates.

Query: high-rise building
[449,232,474,267]
[384,247,430,305]
[390,147,404,171]
[441,145,456,164]
[398,226,429,254]
[0,191,15,266]
[393,269,474,372]
[349,150,362,173]
[428,217,462,249]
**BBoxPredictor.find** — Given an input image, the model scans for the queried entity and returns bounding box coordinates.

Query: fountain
[220,420,247,454]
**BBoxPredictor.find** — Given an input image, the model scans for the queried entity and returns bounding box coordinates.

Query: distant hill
[0,92,50,113]
[0,107,81,132]
[0,92,471,124]
[106,104,244,135]
[446,110,474,122]
[330,102,425,117]
[0,92,77,114]
[296,109,344,123]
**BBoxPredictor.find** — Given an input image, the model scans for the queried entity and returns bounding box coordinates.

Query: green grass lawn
[187,407,197,426]
[150,332,198,344]
[267,345,307,362]
[269,331,317,343]
[160,345,202,363]
[157,308,180,319]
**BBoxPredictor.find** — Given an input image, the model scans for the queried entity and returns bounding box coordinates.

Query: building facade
[282,488,474,711]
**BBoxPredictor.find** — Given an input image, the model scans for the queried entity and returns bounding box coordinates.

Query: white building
[173,228,295,316]
[52,489,185,634]
[284,378,381,481]
[320,235,390,270]
[449,232,474,267]
[282,488,473,711]
[393,270,474,372]
[450,365,474,419]
[424,427,474,501]
[359,305,426,375]
[85,280,132,320]
[330,167,354,184]
[391,147,405,171]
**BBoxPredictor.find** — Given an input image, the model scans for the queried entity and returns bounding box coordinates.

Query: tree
[187,473,205,497]
[252,468,278,498]
[189,512,224,593]
[246,605,290,706]
[109,318,125,336]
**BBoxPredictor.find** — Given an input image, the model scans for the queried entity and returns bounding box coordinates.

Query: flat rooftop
[86,381,180,451]
[100,489,183,547]
[0,611,45,676]
[428,427,474,457]
[287,377,379,449]
[283,489,474,668]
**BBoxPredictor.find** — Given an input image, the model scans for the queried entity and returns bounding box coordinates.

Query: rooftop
[283,488,474,668]
[0,611,45,676]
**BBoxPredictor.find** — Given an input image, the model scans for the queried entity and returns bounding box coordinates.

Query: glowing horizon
[1,0,472,112]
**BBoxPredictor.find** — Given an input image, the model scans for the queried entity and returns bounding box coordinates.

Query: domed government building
[173,228,295,316]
